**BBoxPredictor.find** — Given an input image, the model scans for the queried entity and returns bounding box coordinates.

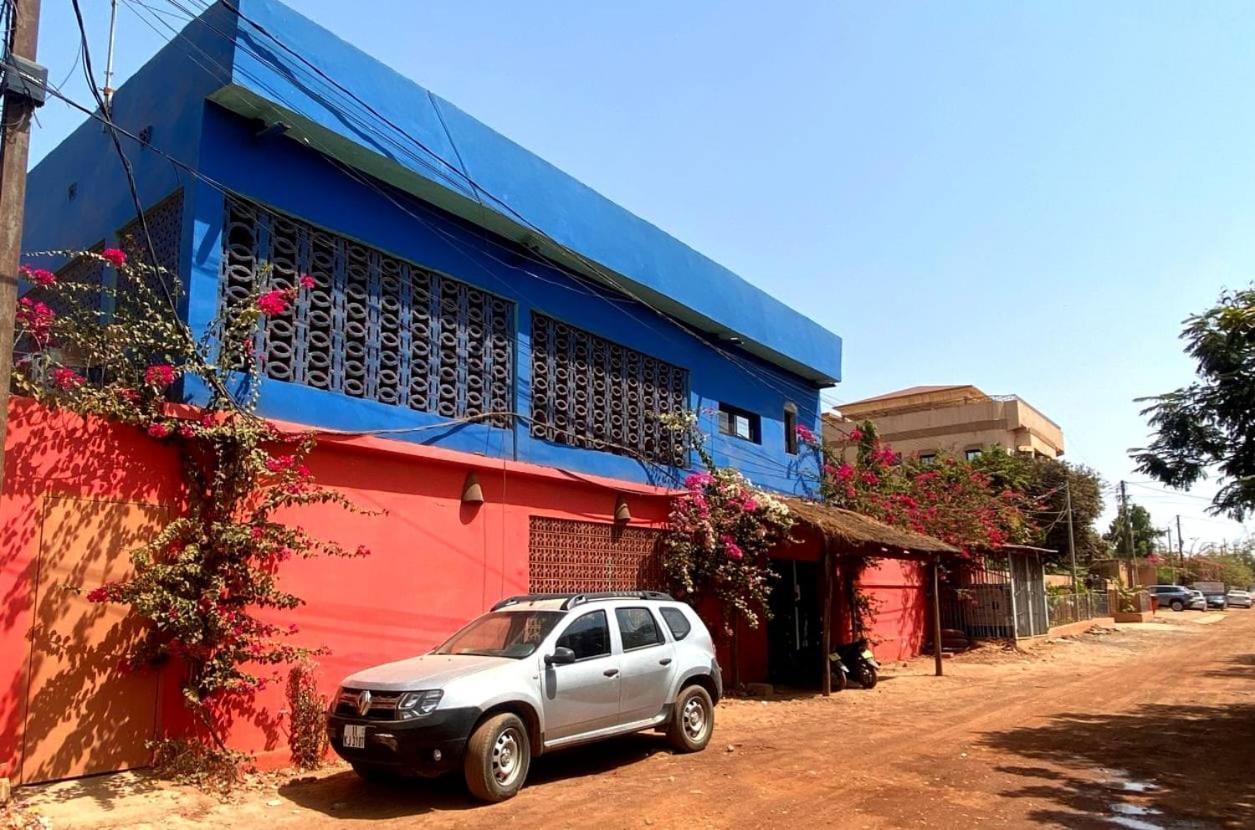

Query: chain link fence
[1047,591,1111,628]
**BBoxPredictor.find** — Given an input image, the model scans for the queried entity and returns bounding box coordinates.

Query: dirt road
[17,611,1255,829]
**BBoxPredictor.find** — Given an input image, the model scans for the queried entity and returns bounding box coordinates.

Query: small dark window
[718,403,761,444]
[557,610,610,660]
[918,453,936,465]
[615,607,663,651]
[659,607,692,641]
[784,406,798,455]
[965,448,983,461]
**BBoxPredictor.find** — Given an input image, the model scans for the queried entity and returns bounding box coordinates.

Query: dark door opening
[767,559,821,687]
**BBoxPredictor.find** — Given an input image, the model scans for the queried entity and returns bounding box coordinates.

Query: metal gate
[1010,550,1049,637]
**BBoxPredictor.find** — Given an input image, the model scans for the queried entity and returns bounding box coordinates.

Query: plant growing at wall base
[12,249,369,772]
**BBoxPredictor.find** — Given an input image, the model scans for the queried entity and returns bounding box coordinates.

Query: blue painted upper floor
[21,0,842,494]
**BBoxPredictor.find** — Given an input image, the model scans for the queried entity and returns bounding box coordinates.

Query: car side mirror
[545,646,576,666]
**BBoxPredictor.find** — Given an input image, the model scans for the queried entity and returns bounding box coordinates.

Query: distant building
[825,385,1064,462]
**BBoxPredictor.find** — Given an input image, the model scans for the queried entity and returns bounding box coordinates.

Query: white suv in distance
[327,591,722,801]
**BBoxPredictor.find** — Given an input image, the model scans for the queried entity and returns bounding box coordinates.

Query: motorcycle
[828,638,880,691]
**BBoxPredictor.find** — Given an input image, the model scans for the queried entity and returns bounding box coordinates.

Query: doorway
[767,559,821,687]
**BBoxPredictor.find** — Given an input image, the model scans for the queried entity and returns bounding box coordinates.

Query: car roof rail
[490,590,675,612]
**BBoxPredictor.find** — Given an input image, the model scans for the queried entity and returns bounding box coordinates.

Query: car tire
[667,684,714,753]
[464,712,530,803]
[1171,600,1184,612]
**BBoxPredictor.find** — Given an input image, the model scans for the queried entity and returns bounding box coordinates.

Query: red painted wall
[1,399,673,778]
[857,558,928,663]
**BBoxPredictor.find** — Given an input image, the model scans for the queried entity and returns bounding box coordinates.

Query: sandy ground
[10,609,1255,829]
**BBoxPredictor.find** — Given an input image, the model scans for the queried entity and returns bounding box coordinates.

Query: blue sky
[28,0,1254,549]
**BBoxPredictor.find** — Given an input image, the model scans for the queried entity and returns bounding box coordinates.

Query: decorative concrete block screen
[220,200,515,426]
[530,313,688,466]
[528,516,666,593]
[116,190,183,317]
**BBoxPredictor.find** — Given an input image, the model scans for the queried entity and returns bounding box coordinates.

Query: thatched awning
[778,496,960,557]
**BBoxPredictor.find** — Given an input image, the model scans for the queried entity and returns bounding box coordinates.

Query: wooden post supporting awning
[775,497,961,694]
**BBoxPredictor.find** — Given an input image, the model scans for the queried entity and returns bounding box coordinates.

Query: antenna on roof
[102,0,118,114]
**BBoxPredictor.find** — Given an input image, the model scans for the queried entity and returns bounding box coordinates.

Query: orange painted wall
[1,399,673,778]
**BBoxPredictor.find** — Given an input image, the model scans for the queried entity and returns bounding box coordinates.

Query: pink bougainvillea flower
[177,425,196,439]
[684,471,714,490]
[85,585,113,603]
[299,274,316,289]
[101,248,127,267]
[794,424,816,444]
[257,289,290,316]
[16,297,55,344]
[51,367,84,390]
[20,264,56,286]
[847,427,864,442]
[835,463,855,482]
[146,422,171,439]
[265,454,294,472]
[720,534,745,561]
[117,388,141,403]
[144,363,177,388]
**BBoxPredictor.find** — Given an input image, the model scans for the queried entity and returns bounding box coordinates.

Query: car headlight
[397,690,443,719]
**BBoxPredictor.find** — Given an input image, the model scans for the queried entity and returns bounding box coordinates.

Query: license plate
[343,724,366,749]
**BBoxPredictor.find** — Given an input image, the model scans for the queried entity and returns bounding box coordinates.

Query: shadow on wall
[979,700,1255,828]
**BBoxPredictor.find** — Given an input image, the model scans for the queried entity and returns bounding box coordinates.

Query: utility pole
[1120,480,1135,558]
[1175,515,1184,575]
[0,0,46,494]
[1065,477,1078,593]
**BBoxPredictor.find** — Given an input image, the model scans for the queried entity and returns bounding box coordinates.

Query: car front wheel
[464,712,530,802]
[667,685,714,753]
[1171,600,1184,612]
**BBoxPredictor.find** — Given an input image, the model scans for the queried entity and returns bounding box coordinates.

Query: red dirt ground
[13,610,1255,829]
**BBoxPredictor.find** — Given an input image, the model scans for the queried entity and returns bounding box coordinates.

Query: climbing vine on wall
[13,249,370,774]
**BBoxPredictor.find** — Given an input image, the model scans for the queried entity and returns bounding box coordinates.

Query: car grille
[334,688,403,719]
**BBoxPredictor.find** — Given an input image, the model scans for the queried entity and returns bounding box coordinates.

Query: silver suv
[327,591,722,801]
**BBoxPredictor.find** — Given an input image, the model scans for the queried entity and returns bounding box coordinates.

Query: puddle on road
[1093,768,1206,830]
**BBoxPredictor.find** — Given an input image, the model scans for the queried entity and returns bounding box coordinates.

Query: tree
[1132,285,1255,520]
[969,449,1108,565]
[1104,502,1165,558]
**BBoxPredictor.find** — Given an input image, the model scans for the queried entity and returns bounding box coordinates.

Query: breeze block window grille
[528,516,665,593]
[530,312,688,466]
[116,190,183,317]
[219,199,515,427]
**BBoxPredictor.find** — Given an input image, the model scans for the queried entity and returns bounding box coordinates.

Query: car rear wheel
[667,685,714,753]
[464,712,530,802]
[1170,600,1184,612]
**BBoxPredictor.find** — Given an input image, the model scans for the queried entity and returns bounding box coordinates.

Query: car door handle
[659,658,673,666]
[603,668,619,677]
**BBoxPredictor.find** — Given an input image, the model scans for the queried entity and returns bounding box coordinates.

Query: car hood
[342,653,514,692]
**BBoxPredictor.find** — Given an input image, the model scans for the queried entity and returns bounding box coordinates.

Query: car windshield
[434,611,563,659]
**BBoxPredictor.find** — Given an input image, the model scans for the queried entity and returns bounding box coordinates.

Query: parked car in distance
[1225,589,1252,608]
[1147,584,1205,612]
[1201,591,1228,610]
[327,591,722,802]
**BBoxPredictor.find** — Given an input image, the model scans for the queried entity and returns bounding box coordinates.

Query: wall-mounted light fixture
[461,472,484,505]
[614,494,632,523]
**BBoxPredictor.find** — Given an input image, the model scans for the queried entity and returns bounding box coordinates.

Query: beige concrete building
[825,385,1064,462]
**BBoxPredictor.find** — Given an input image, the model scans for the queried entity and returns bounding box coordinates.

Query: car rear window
[659,607,692,641]
[616,607,663,650]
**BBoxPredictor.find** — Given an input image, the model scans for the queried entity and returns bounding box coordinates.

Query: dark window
[220,199,515,426]
[718,403,761,444]
[965,448,983,461]
[918,453,936,465]
[557,610,611,660]
[659,607,692,641]
[529,313,688,466]
[784,406,798,455]
[615,607,663,650]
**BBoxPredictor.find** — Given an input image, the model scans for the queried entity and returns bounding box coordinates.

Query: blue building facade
[22,0,842,494]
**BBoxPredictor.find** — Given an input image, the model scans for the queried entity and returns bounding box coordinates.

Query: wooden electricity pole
[0,0,44,493]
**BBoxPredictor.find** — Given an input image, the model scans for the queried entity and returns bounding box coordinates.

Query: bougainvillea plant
[12,249,367,768]
[657,412,794,637]
[800,421,1034,554]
